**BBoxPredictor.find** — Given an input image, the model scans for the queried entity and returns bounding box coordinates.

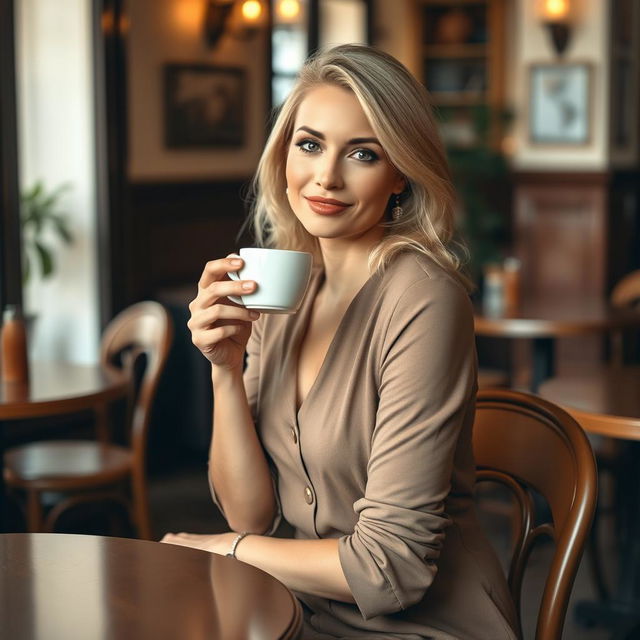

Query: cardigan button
[290,427,298,445]
[304,486,314,505]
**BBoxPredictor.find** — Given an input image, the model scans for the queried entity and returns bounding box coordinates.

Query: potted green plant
[21,181,74,284]
[439,104,513,286]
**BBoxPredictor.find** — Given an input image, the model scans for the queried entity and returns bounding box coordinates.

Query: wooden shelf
[430,92,487,106]
[420,0,505,109]
[423,43,488,58]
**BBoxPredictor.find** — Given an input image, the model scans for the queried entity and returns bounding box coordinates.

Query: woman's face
[285,84,404,243]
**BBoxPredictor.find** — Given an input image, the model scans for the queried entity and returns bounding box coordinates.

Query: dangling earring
[391,194,403,221]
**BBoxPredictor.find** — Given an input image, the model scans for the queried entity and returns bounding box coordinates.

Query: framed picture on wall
[164,64,246,148]
[528,63,592,145]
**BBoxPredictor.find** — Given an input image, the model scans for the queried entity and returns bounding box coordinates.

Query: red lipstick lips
[304,196,351,215]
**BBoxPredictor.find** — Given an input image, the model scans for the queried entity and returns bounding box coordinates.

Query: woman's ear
[393,175,407,195]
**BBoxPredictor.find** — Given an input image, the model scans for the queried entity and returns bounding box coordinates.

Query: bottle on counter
[482,263,505,317]
[503,257,521,312]
[1,304,30,384]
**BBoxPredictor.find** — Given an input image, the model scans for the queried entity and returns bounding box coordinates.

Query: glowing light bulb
[241,0,262,22]
[278,0,300,21]
[544,0,569,19]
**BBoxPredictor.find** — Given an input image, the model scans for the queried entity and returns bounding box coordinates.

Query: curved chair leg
[132,470,152,540]
[26,490,45,532]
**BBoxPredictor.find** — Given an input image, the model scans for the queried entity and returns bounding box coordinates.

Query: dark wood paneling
[125,179,255,460]
[128,180,254,301]
[514,170,640,300]
[514,172,610,299]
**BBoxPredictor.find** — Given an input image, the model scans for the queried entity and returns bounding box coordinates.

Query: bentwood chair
[473,389,598,640]
[4,301,173,539]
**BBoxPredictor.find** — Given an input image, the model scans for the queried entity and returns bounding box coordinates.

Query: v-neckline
[290,266,380,421]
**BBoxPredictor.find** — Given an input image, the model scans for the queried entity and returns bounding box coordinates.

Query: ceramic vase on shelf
[435,8,473,45]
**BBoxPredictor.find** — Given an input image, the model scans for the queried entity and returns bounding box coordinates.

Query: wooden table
[474,297,640,392]
[0,362,129,531]
[540,367,640,439]
[540,367,640,638]
[0,533,303,639]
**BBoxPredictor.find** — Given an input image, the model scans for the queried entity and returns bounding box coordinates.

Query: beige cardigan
[220,252,518,639]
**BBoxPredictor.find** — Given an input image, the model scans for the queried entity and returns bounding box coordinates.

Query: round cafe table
[540,367,640,638]
[0,362,129,531]
[474,297,640,392]
[0,533,303,639]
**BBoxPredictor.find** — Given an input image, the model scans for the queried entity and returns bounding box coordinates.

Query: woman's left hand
[160,531,236,555]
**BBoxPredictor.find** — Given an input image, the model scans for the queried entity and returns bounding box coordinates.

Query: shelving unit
[417,0,506,146]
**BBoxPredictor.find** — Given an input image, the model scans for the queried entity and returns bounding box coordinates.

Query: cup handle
[226,253,244,305]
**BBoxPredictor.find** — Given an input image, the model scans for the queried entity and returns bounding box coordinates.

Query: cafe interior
[0,0,639,638]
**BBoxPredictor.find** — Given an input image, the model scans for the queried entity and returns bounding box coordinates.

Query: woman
[162,44,518,639]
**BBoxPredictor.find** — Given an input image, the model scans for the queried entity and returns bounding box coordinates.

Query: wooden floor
[149,460,613,640]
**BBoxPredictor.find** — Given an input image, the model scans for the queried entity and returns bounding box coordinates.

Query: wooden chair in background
[473,389,597,640]
[4,301,173,539]
[539,269,640,602]
[610,269,640,365]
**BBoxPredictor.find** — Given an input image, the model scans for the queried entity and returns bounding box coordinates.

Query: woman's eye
[296,139,320,153]
[351,148,378,162]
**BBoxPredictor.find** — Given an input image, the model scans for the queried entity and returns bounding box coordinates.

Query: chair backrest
[473,389,597,640]
[100,301,173,464]
[610,270,640,364]
[611,269,640,309]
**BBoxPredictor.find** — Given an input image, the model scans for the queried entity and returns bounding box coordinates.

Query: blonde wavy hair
[250,43,469,289]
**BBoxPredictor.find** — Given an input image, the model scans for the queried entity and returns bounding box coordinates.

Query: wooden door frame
[93,0,131,327]
[0,0,23,312]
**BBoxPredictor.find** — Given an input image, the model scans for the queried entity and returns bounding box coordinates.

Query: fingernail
[230,259,243,267]
[249,311,260,319]
[241,281,255,291]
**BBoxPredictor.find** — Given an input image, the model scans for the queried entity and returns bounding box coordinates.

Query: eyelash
[294,139,379,163]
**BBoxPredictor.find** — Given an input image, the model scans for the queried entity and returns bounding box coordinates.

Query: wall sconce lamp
[541,0,572,56]
[204,0,265,49]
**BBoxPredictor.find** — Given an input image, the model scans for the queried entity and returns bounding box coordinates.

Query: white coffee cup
[227,248,313,314]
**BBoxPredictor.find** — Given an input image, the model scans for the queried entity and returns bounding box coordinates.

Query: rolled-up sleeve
[338,276,476,619]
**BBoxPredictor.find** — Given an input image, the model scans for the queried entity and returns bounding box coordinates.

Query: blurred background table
[474,297,640,392]
[540,367,640,638]
[0,362,129,532]
[0,533,303,640]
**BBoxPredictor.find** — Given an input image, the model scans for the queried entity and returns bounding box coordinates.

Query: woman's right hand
[188,256,260,370]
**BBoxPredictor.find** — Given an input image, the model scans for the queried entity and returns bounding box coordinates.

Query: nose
[315,153,343,191]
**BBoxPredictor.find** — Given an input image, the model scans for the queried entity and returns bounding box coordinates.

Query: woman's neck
[317,231,382,302]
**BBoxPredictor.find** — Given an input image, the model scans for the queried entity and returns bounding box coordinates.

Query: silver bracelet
[226,531,250,558]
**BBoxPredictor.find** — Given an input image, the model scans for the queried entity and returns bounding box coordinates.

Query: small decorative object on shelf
[1,304,30,384]
[435,8,473,45]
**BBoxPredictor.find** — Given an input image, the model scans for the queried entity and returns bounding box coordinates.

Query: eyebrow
[295,126,381,146]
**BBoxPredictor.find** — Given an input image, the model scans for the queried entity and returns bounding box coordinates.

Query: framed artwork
[164,64,246,148]
[528,63,592,145]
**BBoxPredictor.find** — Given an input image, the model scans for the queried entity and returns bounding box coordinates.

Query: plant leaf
[51,215,74,244]
[34,240,54,278]
[22,252,30,284]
